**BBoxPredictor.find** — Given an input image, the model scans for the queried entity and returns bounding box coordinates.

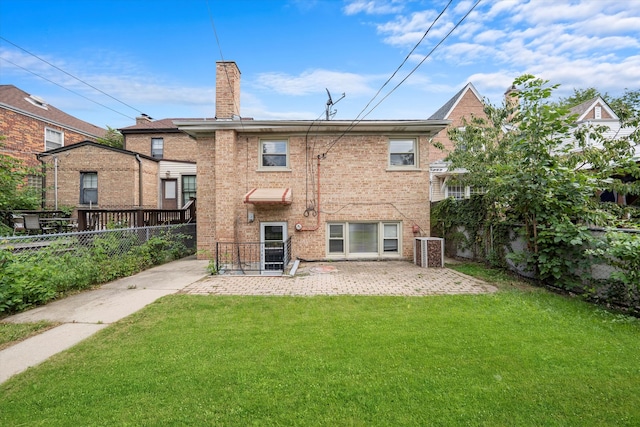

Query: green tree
[445,75,640,286]
[0,138,41,213]
[96,126,124,149]
[556,87,600,109]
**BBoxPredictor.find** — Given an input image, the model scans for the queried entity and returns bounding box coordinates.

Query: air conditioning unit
[414,237,444,268]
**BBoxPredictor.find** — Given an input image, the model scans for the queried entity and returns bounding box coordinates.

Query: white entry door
[260,222,287,274]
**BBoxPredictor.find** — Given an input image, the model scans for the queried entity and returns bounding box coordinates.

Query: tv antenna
[325,88,345,120]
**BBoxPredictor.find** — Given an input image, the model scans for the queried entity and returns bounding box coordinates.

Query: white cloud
[254,69,375,96]
[343,0,405,16]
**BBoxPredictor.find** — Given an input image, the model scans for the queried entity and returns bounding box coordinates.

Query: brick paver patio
[181,260,497,296]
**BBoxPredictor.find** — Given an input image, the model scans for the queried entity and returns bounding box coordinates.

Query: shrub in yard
[587,231,640,313]
[0,230,192,314]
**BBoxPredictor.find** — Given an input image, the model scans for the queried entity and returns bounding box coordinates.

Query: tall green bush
[444,75,640,287]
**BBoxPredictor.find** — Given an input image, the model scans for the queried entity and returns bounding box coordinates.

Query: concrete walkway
[1,258,494,384]
[0,256,210,384]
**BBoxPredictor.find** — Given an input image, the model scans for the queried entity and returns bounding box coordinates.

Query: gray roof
[428,86,467,120]
[0,85,106,138]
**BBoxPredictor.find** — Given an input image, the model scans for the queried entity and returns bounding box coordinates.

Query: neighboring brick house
[37,141,159,209]
[176,61,449,266]
[37,115,199,211]
[0,85,106,168]
[119,115,199,210]
[428,83,488,202]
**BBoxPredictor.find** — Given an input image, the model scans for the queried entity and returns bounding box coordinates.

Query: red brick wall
[0,108,99,168]
[429,90,486,163]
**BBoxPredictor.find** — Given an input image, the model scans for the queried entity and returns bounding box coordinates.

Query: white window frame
[388,138,418,169]
[594,106,602,119]
[445,184,484,200]
[446,184,466,200]
[45,128,63,151]
[259,139,289,170]
[151,138,164,159]
[327,221,401,259]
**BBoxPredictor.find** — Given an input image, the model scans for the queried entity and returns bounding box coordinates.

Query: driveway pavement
[1,258,494,384]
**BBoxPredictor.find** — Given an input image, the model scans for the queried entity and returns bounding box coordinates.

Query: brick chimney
[504,84,519,109]
[504,84,519,120]
[215,61,241,119]
[135,114,152,125]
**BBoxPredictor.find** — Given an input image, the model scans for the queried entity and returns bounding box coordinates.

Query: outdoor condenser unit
[414,237,444,268]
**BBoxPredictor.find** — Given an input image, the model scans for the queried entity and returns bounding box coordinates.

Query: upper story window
[45,128,63,151]
[389,138,417,168]
[260,139,289,169]
[151,138,164,159]
[594,106,602,119]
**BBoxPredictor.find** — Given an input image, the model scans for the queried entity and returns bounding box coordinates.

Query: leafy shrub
[0,230,193,314]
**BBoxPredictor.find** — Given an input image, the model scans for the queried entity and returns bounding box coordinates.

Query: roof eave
[175,119,451,138]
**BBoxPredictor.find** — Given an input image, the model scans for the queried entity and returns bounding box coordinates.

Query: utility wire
[360,0,482,121]
[322,0,482,157]
[0,36,143,115]
[206,0,243,129]
[0,56,136,121]
[350,0,453,125]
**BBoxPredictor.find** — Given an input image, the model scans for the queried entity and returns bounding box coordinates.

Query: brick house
[37,141,159,209]
[0,85,106,169]
[428,83,488,202]
[176,61,449,266]
[120,116,199,210]
[37,116,198,211]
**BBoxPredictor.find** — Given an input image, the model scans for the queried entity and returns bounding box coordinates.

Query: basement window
[327,222,401,258]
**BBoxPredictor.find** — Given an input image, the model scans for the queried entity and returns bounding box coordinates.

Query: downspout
[37,153,46,209]
[135,154,143,207]
[54,156,58,210]
[296,155,322,232]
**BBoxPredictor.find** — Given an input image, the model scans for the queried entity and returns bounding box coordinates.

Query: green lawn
[0,321,57,350]
[1,272,639,425]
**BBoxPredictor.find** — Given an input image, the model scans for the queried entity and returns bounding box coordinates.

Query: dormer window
[25,95,48,110]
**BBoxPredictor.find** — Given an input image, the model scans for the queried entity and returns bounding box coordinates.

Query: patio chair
[11,214,25,235]
[23,214,55,234]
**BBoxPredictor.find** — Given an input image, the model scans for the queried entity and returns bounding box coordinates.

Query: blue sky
[1,0,639,129]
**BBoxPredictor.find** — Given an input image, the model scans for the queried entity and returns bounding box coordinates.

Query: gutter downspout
[135,154,143,207]
[54,156,58,210]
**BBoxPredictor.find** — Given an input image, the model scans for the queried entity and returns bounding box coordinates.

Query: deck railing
[77,199,196,231]
[216,237,292,275]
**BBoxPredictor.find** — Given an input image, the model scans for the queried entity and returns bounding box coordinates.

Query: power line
[351,0,453,124]
[0,56,136,121]
[361,0,482,121]
[322,0,482,157]
[0,36,143,115]
[206,0,243,128]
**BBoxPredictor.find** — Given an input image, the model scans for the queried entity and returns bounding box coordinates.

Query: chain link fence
[1,224,196,262]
